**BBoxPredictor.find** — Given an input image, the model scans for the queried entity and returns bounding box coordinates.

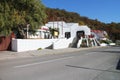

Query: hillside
[45,8,120,41]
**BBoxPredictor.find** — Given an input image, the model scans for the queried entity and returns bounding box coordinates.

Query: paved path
[0,46,103,60]
[0,46,120,80]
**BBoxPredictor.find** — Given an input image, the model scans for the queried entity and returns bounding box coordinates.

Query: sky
[42,0,120,23]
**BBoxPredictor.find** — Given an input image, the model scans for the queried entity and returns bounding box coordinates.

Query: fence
[0,36,11,51]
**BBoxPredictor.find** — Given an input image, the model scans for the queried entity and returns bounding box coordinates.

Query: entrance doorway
[76,31,85,39]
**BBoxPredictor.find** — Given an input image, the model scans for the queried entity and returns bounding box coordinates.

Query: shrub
[38,48,42,50]
[100,40,112,44]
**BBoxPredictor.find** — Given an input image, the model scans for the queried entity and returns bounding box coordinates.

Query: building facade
[45,21,91,39]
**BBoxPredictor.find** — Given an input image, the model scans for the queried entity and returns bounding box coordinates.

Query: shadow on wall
[70,37,80,48]
[45,44,53,49]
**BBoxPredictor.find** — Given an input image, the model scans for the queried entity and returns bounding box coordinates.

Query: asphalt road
[0,46,120,80]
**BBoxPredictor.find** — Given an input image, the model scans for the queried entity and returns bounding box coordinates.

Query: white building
[12,21,100,52]
[45,21,91,39]
[29,21,91,39]
[45,21,93,48]
[29,26,52,39]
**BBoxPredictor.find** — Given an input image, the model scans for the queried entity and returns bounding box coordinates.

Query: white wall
[76,26,91,35]
[12,38,74,52]
[77,37,83,48]
[70,25,78,37]
[12,39,58,52]
[53,37,74,49]
[69,25,91,37]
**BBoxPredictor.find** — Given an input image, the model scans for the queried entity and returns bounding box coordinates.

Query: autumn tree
[46,8,120,40]
[79,21,85,25]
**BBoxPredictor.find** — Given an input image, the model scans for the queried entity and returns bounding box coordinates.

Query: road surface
[0,46,120,80]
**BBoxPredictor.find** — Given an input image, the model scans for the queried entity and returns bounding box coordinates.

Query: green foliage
[46,8,80,23]
[46,8,120,40]
[100,40,112,44]
[116,40,120,45]
[38,48,42,50]
[49,27,59,37]
[0,0,46,37]
[80,39,87,47]
[79,21,85,25]
[1,1,119,40]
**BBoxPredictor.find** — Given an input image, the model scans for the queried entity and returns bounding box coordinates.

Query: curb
[0,46,108,60]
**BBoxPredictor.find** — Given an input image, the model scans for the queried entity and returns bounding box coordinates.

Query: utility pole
[26,24,30,39]
[53,17,54,29]
[57,17,59,29]
[61,17,63,36]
